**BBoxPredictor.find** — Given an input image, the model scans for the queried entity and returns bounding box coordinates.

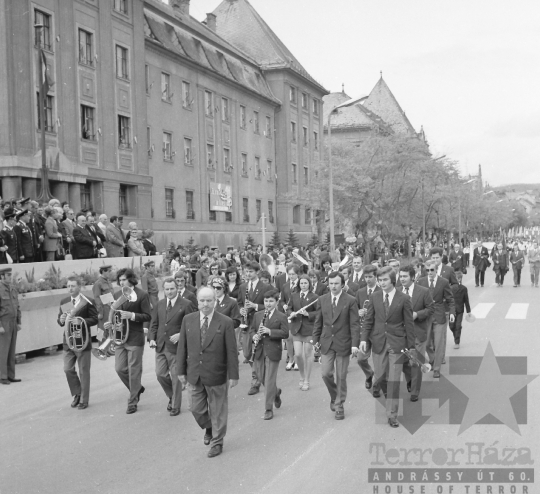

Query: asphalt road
[1,268,539,494]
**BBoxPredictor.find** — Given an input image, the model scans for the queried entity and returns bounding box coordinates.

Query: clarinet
[239,284,250,330]
[249,309,269,363]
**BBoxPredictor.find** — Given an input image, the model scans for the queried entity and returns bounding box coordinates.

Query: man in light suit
[105,216,125,258]
[361,266,415,428]
[399,265,434,401]
[472,241,490,287]
[348,256,367,291]
[148,278,193,416]
[177,287,239,458]
[312,271,361,420]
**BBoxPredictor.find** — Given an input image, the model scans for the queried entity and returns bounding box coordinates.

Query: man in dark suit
[72,214,96,260]
[417,260,455,378]
[340,266,360,295]
[492,243,509,286]
[449,271,471,349]
[429,247,458,286]
[388,259,402,288]
[149,278,193,416]
[361,266,415,428]
[177,287,239,458]
[251,290,289,420]
[472,241,490,287]
[105,269,152,414]
[449,244,464,272]
[312,271,361,420]
[355,265,379,390]
[1,209,20,263]
[86,214,106,257]
[237,261,272,394]
[14,210,35,263]
[174,272,198,309]
[348,256,367,291]
[212,277,241,329]
[399,265,434,401]
[57,277,98,409]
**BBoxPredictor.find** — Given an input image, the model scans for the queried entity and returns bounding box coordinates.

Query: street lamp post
[327,95,367,252]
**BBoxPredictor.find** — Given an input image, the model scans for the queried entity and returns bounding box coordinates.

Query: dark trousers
[115,344,144,406]
[449,312,464,344]
[63,349,91,403]
[474,268,485,286]
[253,355,279,411]
[321,349,350,412]
[513,267,522,286]
[0,323,18,380]
[155,348,183,409]
[357,340,375,383]
[495,269,506,285]
[143,294,159,330]
[531,264,540,286]
[402,337,428,396]
[190,378,229,448]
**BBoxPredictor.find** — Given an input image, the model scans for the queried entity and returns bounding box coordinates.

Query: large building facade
[0,0,327,250]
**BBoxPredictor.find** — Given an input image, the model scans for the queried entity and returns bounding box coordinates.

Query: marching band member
[286,275,319,391]
[92,265,114,346]
[0,268,22,385]
[106,268,151,414]
[309,269,329,297]
[148,277,193,416]
[57,277,98,409]
[251,289,289,420]
[280,264,301,371]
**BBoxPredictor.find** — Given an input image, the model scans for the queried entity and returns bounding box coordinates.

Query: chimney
[172,0,190,15]
[205,13,216,31]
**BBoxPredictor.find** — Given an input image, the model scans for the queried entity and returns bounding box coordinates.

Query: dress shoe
[137,386,145,402]
[433,370,441,378]
[274,388,282,408]
[410,395,419,402]
[170,408,180,416]
[207,445,223,458]
[335,409,345,420]
[407,381,411,393]
[78,403,88,410]
[285,362,293,371]
[388,418,399,428]
[0,379,10,385]
[71,395,81,408]
[365,375,373,389]
[330,400,336,411]
[372,390,381,398]
[263,410,273,420]
[454,343,460,349]
[247,386,260,395]
[167,398,172,411]
[204,428,213,445]
[8,378,21,383]
[126,405,137,414]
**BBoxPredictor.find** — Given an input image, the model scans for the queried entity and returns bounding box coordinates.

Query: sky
[188,0,540,187]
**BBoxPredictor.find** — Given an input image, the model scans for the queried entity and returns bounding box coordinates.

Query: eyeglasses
[212,286,224,290]
[426,268,436,272]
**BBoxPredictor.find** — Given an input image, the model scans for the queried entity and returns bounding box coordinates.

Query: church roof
[363,76,417,135]
[211,0,327,93]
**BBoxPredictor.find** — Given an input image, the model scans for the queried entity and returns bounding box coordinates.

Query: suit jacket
[312,282,329,296]
[472,247,489,267]
[72,225,95,259]
[86,224,106,246]
[177,311,239,387]
[417,276,455,324]
[195,267,209,288]
[149,296,193,354]
[274,272,287,293]
[438,264,459,286]
[400,284,434,342]
[62,218,75,238]
[343,280,360,296]
[43,217,62,253]
[14,222,34,259]
[361,289,415,354]
[312,291,361,356]
[251,309,289,361]
[105,224,125,257]
[127,237,146,257]
[287,291,319,336]
[492,250,509,272]
[179,288,198,310]
[227,282,241,300]
[114,286,152,346]
[348,271,367,291]
[449,250,464,271]
[57,295,98,352]
[356,285,381,311]
[280,279,299,310]
[214,295,241,329]
[237,281,272,329]
[451,283,471,314]
[509,250,525,270]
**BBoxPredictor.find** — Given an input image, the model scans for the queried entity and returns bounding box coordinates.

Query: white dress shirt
[200,310,214,326]
[166,294,179,308]
[402,283,415,298]
[383,287,397,306]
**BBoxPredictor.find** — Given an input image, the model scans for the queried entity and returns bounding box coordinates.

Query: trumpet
[64,298,91,352]
[249,309,269,363]
[401,348,432,373]
[92,286,136,361]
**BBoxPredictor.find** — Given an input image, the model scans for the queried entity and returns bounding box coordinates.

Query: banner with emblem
[209,182,233,212]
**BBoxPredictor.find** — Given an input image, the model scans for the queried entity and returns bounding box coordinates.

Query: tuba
[64,298,91,352]
[92,286,137,361]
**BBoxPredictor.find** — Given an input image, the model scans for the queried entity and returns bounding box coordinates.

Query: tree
[245,233,256,246]
[286,229,299,247]
[185,236,199,256]
[308,233,320,247]
[269,230,281,248]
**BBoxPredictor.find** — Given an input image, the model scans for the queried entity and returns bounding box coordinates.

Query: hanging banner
[209,182,233,211]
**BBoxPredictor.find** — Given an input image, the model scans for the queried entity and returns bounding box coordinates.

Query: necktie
[72,298,76,306]
[332,297,337,316]
[405,287,410,297]
[355,274,359,284]
[384,293,390,317]
[429,280,435,293]
[368,289,372,296]
[249,281,254,296]
[166,300,172,313]
[201,316,208,346]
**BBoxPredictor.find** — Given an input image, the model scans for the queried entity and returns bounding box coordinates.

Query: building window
[243,198,249,222]
[303,126,308,147]
[293,205,300,224]
[165,188,174,218]
[161,72,171,102]
[163,132,172,160]
[265,116,271,138]
[241,153,248,176]
[225,211,232,222]
[253,111,259,134]
[118,115,131,148]
[290,86,297,105]
[204,90,213,117]
[182,81,192,109]
[302,92,308,110]
[34,10,52,51]
[305,207,311,224]
[186,190,194,220]
[115,45,129,80]
[78,29,93,66]
[184,137,192,165]
[313,98,320,116]
[291,121,297,143]
[36,93,54,132]
[223,148,231,172]
[268,201,274,223]
[207,144,215,168]
[80,183,92,211]
[266,160,273,180]
[209,195,216,222]
[240,105,246,129]
[145,65,150,94]
[313,131,319,150]
[256,199,261,222]
[221,97,229,122]
[119,184,128,215]
[113,0,128,14]
[255,157,261,180]
[80,105,95,141]
[304,166,309,186]
[147,126,152,156]
[292,163,297,184]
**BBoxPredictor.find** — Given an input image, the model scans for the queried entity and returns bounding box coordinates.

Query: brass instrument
[239,285,250,330]
[92,286,136,361]
[64,298,91,352]
[249,309,269,363]
[401,348,432,373]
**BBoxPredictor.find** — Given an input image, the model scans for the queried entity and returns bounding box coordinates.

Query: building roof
[143,6,279,104]
[211,0,328,93]
[363,76,417,135]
